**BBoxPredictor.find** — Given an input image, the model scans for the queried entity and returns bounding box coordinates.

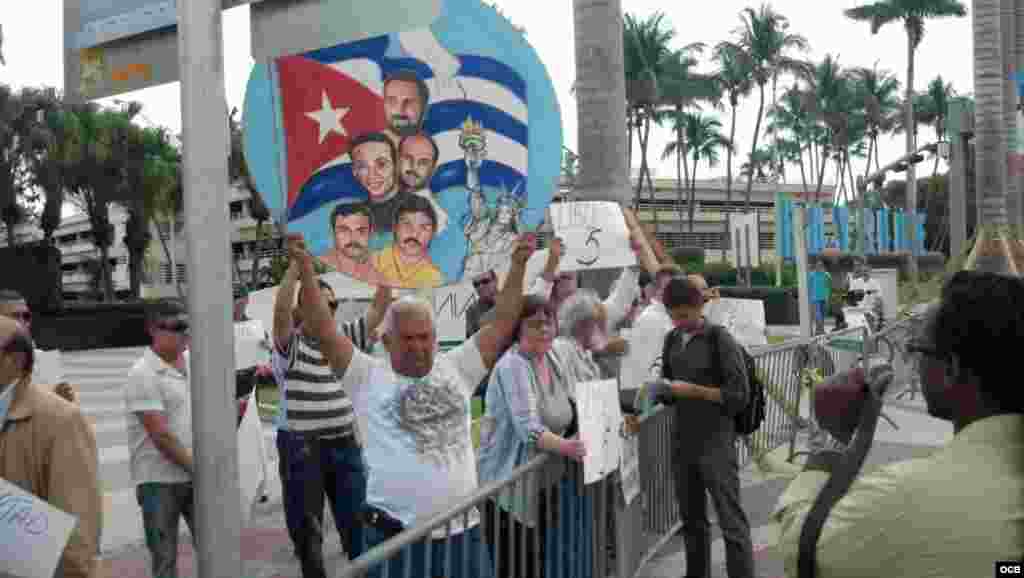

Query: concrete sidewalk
[636,389,950,578]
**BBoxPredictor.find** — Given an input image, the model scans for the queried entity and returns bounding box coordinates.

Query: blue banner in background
[894,211,905,251]
[834,206,850,251]
[913,210,926,256]
[876,208,888,253]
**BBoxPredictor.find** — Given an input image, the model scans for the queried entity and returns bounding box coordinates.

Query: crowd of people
[0,225,1020,578]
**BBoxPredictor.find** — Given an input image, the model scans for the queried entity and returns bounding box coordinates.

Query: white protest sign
[575,379,623,485]
[31,349,63,387]
[704,298,768,348]
[237,390,269,527]
[234,320,269,370]
[620,435,641,505]
[0,478,77,578]
[619,308,671,391]
[524,202,636,280]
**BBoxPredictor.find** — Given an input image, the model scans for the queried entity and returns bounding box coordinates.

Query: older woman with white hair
[551,289,629,385]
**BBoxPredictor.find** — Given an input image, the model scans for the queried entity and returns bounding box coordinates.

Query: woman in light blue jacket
[479,290,618,577]
[478,294,586,578]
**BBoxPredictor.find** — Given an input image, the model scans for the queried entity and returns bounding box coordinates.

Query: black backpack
[661,325,765,435]
[709,326,766,435]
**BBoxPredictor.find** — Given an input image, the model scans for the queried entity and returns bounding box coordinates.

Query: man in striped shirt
[271,262,390,578]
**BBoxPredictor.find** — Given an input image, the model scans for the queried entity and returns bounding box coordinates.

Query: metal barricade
[338,453,616,578]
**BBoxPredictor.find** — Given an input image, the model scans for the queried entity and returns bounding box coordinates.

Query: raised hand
[286,233,310,263]
[511,233,538,266]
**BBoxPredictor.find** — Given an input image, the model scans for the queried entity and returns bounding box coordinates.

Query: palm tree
[711,42,754,259]
[663,112,730,233]
[729,3,809,213]
[0,85,47,248]
[623,12,676,210]
[31,92,80,246]
[845,0,967,276]
[766,83,815,192]
[851,63,901,181]
[803,55,858,201]
[655,45,714,233]
[915,75,954,175]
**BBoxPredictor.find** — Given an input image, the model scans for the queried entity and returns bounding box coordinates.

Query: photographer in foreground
[771,271,1024,577]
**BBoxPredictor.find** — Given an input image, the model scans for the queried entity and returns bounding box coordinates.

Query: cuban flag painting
[243,0,562,291]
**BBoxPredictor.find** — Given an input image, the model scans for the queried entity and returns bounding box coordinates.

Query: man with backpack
[648,275,756,578]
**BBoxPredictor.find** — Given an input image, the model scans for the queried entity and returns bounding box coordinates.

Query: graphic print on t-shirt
[386,376,470,469]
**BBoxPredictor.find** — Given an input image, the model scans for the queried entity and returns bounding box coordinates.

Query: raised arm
[476,234,536,369]
[290,234,357,376]
[622,208,662,274]
[272,262,301,351]
[366,283,394,340]
[526,237,563,297]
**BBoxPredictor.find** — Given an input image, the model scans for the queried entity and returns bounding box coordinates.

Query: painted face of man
[352,141,397,201]
[399,136,436,192]
[395,210,435,260]
[334,212,372,263]
[384,79,424,136]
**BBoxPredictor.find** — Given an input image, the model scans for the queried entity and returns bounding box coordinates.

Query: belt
[280,429,360,449]
[361,506,405,535]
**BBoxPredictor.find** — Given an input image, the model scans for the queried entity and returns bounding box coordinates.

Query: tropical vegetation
[622,1,968,258]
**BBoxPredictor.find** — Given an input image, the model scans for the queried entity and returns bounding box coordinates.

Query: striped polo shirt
[273,319,366,439]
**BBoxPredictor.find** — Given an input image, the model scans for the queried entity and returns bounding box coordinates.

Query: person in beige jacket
[0,316,101,577]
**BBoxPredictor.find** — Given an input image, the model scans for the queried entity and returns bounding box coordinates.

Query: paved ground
[635,386,949,578]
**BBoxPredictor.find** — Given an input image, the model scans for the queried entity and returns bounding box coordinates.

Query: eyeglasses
[9,311,31,323]
[156,320,190,334]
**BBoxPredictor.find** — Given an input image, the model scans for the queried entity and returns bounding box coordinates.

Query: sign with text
[63,0,263,102]
[575,379,623,485]
[243,0,562,290]
[0,478,77,578]
[524,202,636,280]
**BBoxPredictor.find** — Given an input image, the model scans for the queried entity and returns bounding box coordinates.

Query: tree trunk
[904,29,919,279]
[863,133,875,181]
[152,217,185,298]
[676,110,687,242]
[573,0,630,206]
[723,101,738,260]
[744,82,767,213]
[797,141,809,194]
[815,144,830,195]
[687,152,697,233]
[846,148,857,208]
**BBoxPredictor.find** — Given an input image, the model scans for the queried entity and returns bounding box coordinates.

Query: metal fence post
[178,0,242,575]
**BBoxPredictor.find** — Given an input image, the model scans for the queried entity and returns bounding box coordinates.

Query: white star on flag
[305,91,350,144]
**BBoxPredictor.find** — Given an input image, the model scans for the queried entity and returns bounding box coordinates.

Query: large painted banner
[243,0,561,290]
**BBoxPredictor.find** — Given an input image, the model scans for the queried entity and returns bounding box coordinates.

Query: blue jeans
[136,482,195,578]
[276,429,367,578]
[365,523,494,578]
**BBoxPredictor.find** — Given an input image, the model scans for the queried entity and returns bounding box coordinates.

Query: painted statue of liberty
[458,117,523,278]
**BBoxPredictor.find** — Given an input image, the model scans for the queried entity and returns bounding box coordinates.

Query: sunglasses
[156,320,190,334]
[9,311,31,323]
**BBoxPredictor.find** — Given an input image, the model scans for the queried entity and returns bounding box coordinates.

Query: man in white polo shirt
[289,230,534,578]
[122,299,195,578]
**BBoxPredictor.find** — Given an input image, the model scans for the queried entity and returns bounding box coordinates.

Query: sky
[1,0,973,194]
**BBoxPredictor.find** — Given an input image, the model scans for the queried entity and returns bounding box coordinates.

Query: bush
[671,246,705,271]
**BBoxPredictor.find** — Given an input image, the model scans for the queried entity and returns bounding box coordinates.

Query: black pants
[673,449,754,578]
[482,486,557,578]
